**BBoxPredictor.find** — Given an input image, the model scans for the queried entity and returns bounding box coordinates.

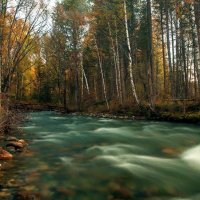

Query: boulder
[6,141,24,150]
[18,139,27,145]
[5,136,18,142]
[6,139,27,151]
[0,147,13,160]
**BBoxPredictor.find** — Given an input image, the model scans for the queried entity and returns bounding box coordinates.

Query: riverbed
[1,111,200,199]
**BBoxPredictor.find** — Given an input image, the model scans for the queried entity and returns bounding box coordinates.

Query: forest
[0,0,200,117]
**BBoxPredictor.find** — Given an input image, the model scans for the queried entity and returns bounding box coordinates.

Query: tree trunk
[194,0,200,56]
[170,9,176,98]
[107,21,120,101]
[165,1,173,96]
[160,5,167,96]
[147,0,155,110]
[123,0,140,106]
[180,20,188,98]
[94,38,109,110]
[63,71,67,112]
[115,20,123,105]
[0,0,7,107]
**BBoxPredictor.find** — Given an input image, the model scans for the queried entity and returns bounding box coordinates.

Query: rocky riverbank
[11,101,200,124]
[69,111,200,124]
[0,136,28,161]
[0,106,31,199]
[0,135,31,199]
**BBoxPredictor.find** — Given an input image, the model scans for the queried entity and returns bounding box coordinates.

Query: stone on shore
[5,136,18,142]
[6,138,28,152]
[6,141,24,150]
[0,147,13,160]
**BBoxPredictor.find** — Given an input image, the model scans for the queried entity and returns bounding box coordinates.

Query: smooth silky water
[1,111,200,199]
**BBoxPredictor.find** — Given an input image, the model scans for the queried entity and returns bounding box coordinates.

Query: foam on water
[87,143,143,155]
[34,138,62,143]
[60,157,73,165]
[22,125,37,129]
[181,144,200,170]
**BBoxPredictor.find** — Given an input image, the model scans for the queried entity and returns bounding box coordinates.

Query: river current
[1,111,200,199]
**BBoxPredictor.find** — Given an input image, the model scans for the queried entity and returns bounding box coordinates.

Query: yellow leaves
[175,0,194,18]
[184,0,194,4]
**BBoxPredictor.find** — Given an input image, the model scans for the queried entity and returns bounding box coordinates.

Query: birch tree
[123,0,140,106]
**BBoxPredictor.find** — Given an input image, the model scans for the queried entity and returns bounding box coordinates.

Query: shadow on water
[1,111,200,200]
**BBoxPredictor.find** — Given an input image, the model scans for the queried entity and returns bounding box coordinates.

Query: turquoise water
[1,111,200,199]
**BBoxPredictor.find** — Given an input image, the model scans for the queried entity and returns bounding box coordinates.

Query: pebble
[0,147,13,160]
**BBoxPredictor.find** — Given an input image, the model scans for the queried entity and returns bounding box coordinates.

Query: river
[1,111,200,199]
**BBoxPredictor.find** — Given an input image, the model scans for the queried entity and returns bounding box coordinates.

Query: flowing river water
[1,111,200,199]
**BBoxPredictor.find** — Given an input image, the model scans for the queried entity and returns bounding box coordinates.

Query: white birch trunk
[94,38,110,110]
[80,52,90,98]
[123,0,140,105]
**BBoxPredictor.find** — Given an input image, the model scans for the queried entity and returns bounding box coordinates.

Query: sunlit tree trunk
[160,5,167,96]
[165,0,173,97]
[147,0,155,110]
[123,0,140,106]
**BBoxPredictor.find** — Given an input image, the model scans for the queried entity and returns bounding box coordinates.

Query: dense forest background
[0,0,200,113]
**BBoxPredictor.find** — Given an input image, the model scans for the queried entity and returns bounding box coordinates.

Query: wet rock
[7,179,24,188]
[5,136,18,142]
[18,139,27,145]
[6,146,16,153]
[21,149,34,157]
[6,139,27,151]
[108,183,133,200]
[162,147,180,156]
[55,187,74,196]
[13,191,41,200]
[0,191,11,198]
[6,141,24,150]
[0,135,5,141]
[0,147,13,160]
[0,161,14,170]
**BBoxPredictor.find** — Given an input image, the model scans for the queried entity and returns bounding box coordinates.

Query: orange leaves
[175,0,195,17]
[184,0,194,4]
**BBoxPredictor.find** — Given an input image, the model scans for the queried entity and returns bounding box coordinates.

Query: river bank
[0,108,28,173]
[0,135,31,199]
[10,101,200,124]
[70,112,200,125]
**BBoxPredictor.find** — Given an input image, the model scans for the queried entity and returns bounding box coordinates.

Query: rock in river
[0,147,13,160]
[6,139,27,151]
[6,141,24,151]
[5,136,18,142]
[13,191,41,200]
